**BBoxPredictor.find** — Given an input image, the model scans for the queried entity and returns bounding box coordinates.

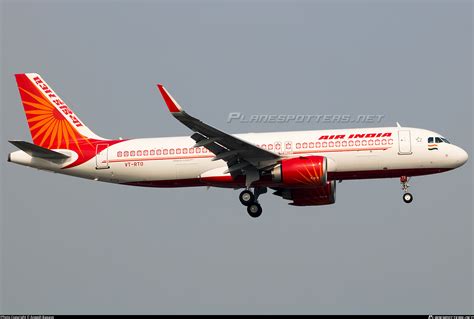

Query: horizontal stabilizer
[9,140,70,160]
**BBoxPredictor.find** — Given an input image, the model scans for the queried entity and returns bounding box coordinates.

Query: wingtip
[157,84,183,113]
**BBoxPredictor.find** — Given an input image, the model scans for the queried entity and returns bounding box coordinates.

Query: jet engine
[271,156,327,187]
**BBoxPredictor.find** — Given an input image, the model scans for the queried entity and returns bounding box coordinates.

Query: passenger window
[435,137,443,143]
[428,137,433,143]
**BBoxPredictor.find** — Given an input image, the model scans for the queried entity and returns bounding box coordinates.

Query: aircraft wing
[157,85,280,183]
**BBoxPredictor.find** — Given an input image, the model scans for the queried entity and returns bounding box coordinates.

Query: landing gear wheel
[247,203,263,218]
[239,190,255,206]
[403,192,413,203]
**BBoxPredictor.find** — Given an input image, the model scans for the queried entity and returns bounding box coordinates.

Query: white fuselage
[9,126,468,188]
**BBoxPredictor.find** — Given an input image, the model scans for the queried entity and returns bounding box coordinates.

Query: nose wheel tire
[247,203,263,218]
[239,190,255,206]
[400,176,413,204]
[403,192,413,203]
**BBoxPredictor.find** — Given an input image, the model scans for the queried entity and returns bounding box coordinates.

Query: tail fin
[15,73,105,151]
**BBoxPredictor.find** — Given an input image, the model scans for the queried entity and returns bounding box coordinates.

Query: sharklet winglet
[157,84,183,113]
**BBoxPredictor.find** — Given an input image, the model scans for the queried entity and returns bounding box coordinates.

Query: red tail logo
[15,73,124,167]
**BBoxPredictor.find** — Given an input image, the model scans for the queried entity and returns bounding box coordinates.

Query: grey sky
[1,0,472,314]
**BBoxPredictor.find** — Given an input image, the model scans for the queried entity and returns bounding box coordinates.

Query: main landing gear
[239,187,267,218]
[400,176,413,203]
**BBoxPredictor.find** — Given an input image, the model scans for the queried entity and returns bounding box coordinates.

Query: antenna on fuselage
[396,122,402,128]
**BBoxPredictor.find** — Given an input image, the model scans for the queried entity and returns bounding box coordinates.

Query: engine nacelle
[290,180,336,206]
[271,156,327,187]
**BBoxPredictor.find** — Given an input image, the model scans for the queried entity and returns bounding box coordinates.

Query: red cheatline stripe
[107,154,215,163]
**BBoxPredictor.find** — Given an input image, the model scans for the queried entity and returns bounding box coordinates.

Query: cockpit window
[428,136,450,144]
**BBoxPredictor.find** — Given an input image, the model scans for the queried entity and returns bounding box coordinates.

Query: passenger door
[96,144,110,169]
[398,130,412,155]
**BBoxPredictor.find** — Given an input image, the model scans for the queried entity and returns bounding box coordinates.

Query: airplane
[8,73,469,218]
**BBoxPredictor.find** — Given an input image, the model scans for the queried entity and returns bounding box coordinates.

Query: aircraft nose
[454,146,468,167]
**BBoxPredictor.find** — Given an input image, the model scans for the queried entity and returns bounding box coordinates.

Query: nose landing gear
[239,187,267,218]
[400,176,413,203]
